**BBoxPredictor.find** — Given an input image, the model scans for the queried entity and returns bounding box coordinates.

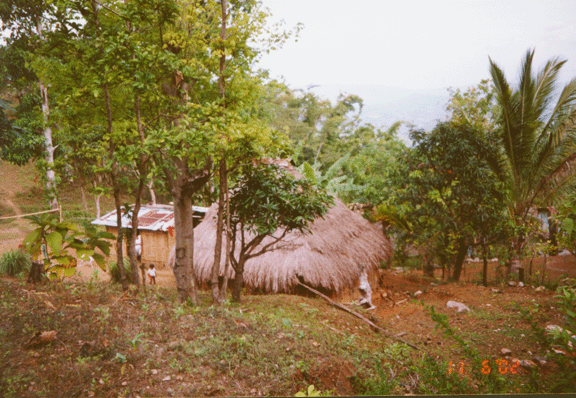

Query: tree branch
[295,280,421,351]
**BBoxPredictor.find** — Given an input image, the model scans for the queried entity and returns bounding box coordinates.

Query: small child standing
[147,264,156,285]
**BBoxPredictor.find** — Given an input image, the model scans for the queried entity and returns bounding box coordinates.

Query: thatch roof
[169,159,392,294]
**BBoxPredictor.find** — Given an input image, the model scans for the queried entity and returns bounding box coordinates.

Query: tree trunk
[423,253,434,278]
[113,187,128,291]
[482,243,488,287]
[211,0,228,305]
[231,258,245,303]
[80,182,89,213]
[35,17,58,211]
[126,91,148,287]
[211,158,226,304]
[147,180,157,205]
[220,184,232,303]
[38,79,58,210]
[451,237,468,281]
[94,192,101,219]
[172,187,197,304]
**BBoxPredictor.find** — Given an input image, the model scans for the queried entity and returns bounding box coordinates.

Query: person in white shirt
[135,233,142,262]
[147,263,156,285]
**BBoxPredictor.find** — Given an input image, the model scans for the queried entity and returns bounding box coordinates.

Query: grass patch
[0,249,31,276]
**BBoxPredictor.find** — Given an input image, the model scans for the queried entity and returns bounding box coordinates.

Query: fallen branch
[296,280,420,350]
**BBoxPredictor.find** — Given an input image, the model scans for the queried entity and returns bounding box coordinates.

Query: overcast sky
[256,0,576,92]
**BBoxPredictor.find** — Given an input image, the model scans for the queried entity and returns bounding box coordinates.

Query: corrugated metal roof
[91,205,208,232]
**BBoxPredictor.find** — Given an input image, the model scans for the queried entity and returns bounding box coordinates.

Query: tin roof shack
[92,204,208,267]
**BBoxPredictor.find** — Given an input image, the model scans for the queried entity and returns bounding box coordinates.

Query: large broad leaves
[21,214,113,278]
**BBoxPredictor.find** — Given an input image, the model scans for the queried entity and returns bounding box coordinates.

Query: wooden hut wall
[140,230,174,267]
[104,226,173,267]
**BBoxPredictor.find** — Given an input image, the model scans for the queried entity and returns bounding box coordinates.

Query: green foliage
[226,163,334,301]
[555,193,576,255]
[21,213,113,279]
[388,122,509,279]
[489,49,576,255]
[521,281,576,392]
[0,94,44,165]
[295,385,323,397]
[297,153,364,200]
[446,79,497,130]
[421,305,514,394]
[0,249,31,277]
[229,164,334,237]
[361,359,398,395]
[108,259,133,284]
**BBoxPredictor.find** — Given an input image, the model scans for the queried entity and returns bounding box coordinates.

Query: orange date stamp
[448,359,521,375]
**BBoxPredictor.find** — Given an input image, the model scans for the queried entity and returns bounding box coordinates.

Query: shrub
[0,249,32,276]
[108,259,133,284]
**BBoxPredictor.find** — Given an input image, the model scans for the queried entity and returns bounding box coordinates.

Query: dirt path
[3,189,22,217]
[0,161,38,254]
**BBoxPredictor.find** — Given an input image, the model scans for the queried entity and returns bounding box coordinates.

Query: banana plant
[297,153,364,197]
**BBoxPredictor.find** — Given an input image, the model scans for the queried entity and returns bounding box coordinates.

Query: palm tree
[489,49,576,274]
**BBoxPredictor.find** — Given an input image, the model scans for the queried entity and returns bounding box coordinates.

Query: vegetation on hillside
[1,1,576,395]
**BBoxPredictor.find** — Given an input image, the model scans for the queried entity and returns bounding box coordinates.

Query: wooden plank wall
[105,227,173,268]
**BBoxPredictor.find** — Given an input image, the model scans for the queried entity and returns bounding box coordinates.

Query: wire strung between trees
[0,208,60,220]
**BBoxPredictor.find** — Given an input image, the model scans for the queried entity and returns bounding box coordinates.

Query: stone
[151,369,158,375]
[518,282,524,287]
[162,376,171,382]
[414,290,423,297]
[446,301,470,312]
[520,359,537,369]
[492,288,503,293]
[533,356,547,365]
[501,348,512,356]
[535,286,545,292]
[552,348,567,356]
[507,281,517,287]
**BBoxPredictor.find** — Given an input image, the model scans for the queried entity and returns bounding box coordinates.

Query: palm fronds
[489,49,576,216]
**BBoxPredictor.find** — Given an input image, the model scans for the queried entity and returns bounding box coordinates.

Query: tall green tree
[0,0,79,209]
[383,123,507,281]
[225,163,333,302]
[489,49,576,274]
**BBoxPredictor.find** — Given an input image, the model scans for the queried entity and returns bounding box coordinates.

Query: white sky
[257,0,576,91]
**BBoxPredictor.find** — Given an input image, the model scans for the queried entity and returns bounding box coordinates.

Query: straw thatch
[170,197,392,295]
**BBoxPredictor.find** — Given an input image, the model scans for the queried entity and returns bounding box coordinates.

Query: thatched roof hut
[170,159,392,295]
[187,197,391,295]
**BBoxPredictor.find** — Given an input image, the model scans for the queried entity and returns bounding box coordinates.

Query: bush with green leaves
[22,213,113,279]
[522,280,576,392]
[0,249,31,276]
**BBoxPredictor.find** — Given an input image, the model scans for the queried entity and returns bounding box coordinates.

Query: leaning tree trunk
[451,237,468,281]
